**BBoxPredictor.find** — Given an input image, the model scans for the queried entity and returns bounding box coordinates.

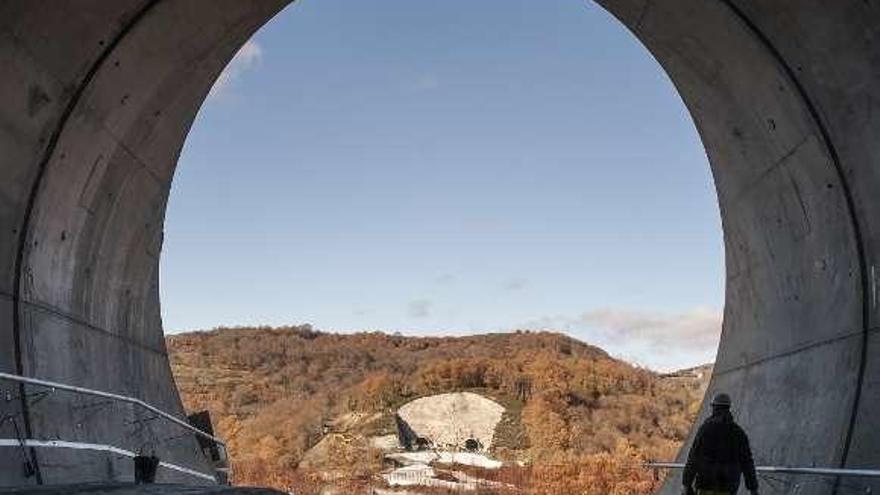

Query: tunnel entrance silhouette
[0,1,878,493]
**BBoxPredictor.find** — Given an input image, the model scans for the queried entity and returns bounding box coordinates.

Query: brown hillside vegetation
[167,325,707,493]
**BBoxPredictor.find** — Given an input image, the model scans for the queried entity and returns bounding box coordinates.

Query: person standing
[682,393,759,495]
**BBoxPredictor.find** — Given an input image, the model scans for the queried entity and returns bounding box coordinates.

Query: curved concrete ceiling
[0,1,877,493]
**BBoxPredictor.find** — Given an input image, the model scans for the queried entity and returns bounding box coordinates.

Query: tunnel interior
[0,1,878,493]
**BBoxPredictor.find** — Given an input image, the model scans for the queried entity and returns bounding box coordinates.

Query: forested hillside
[167,326,707,493]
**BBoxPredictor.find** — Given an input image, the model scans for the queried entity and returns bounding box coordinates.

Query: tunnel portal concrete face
[0,1,877,493]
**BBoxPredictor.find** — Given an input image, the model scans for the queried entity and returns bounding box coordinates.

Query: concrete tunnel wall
[0,1,876,493]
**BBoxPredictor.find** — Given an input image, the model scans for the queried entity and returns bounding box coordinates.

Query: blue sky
[160,0,724,371]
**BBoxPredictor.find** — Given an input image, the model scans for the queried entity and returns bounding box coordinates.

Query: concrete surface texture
[397,392,505,450]
[0,1,877,494]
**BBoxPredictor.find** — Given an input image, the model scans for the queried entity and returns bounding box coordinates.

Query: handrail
[0,438,215,482]
[0,371,224,448]
[647,462,880,478]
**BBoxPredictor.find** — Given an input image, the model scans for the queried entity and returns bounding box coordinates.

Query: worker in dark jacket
[682,393,759,495]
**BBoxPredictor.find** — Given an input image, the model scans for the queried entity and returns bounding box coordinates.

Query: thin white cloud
[579,307,722,351]
[208,39,263,100]
[520,306,722,372]
[407,299,433,319]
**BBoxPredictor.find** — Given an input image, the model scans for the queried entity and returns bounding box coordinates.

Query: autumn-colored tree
[167,327,706,492]
[522,396,570,458]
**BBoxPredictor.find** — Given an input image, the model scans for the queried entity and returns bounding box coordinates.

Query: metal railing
[0,438,215,482]
[647,462,880,479]
[0,371,224,448]
[648,462,880,494]
[0,370,224,483]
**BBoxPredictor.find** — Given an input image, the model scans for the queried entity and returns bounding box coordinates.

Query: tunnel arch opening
[159,2,725,486]
[0,1,877,494]
[161,0,724,373]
